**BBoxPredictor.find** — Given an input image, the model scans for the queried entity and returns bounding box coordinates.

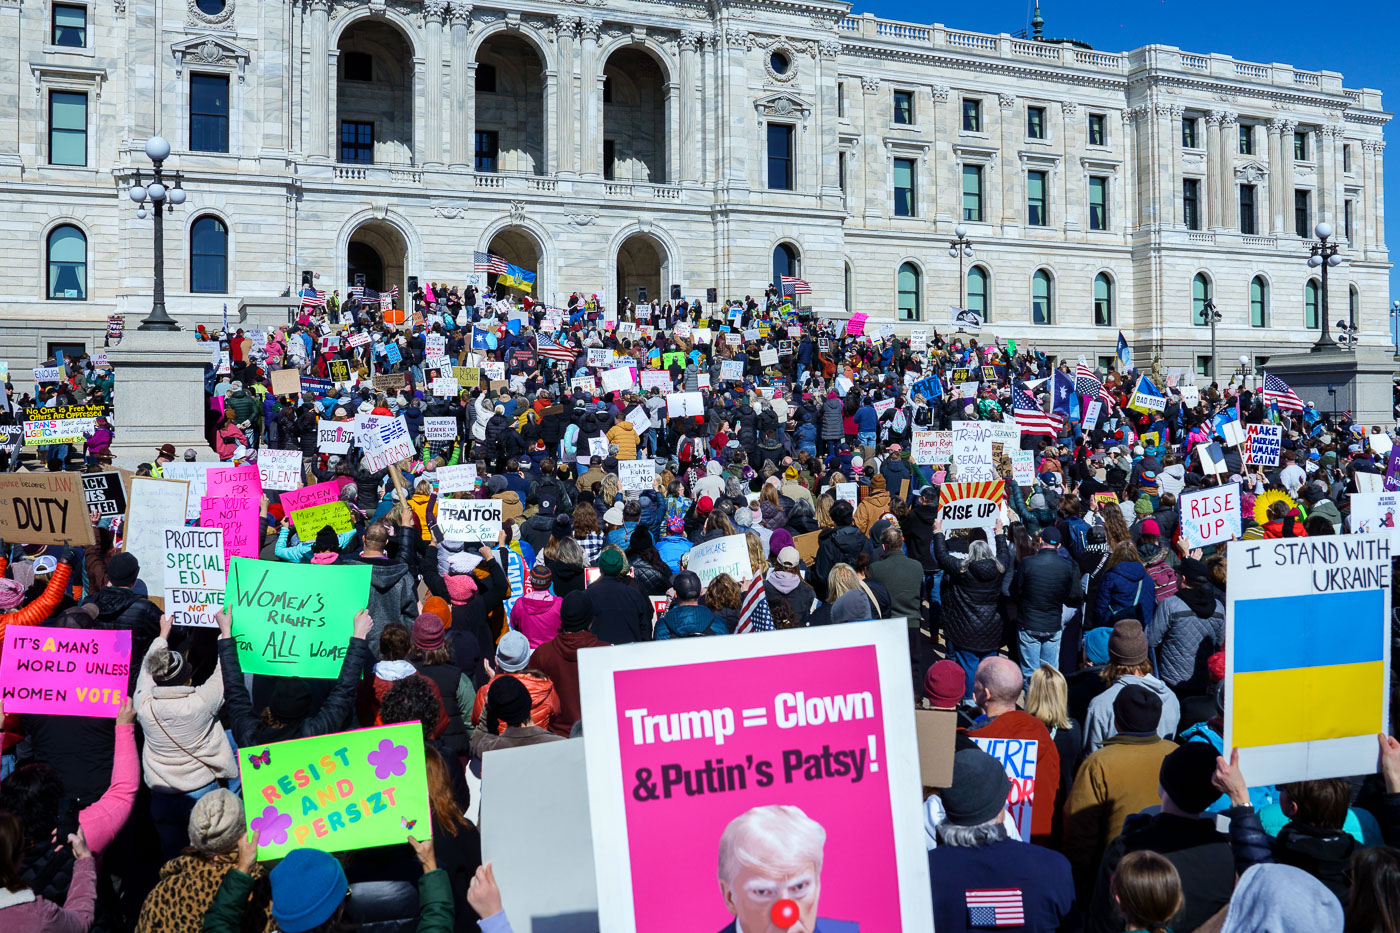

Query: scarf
[767,570,801,595]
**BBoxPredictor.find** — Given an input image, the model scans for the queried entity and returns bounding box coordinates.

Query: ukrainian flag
[1232,591,1387,748]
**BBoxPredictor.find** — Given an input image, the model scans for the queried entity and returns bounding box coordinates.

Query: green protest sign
[226,557,370,679]
[240,723,430,860]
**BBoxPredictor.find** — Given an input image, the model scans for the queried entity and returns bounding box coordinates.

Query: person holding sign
[932,516,1010,701]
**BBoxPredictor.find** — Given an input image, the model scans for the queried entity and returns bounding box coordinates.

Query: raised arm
[78,702,139,855]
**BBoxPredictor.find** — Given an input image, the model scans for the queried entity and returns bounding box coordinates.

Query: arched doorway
[336,20,414,164]
[616,234,667,305]
[474,34,545,175]
[602,47,668,182]
[347,220,407,300]
[485,227,542,299]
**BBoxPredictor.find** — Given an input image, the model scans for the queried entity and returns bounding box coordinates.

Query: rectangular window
[837,82,846,119]
[961,164,983,222]
[1182,117,1198,149]
[189,74,230,153]
[1345,199,1354,241]
[1239,184,1257,235]
[767,123,794,190]
[475,63,496,93]
[343,51,373,82]
[838,151,846,192]
[1239,124,1254,155]
[1026,105,1046,140]
[602,139,615,180]
[962,98,981,132]
[602,76,612,104]
[1088,176,1108,231]
[1026,169,1047,226]
[1097,355,1116,374]
[1183,179,1201,230]
[1294,189,1310,237]
[1087,113,1106,146]
[52,4,86,47]
[892,90,913,125]
[893,157,916,217]
[340,121,374,164]
[1196,355,1212,378]
[1294,130,1308,161]
[1343,144,1352,173]
[474,129,498,173]
[48,90,87,166]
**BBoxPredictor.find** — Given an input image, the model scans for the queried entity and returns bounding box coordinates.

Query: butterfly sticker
[400,817,416,831]
[247,748,271,769]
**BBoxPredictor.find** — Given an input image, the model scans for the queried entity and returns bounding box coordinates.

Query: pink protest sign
[0,626,132,717]
[279,479,340,516]
[201,496,261,568]
[579,620,930,932]
[206,463,263,501]
[845,313,868,336]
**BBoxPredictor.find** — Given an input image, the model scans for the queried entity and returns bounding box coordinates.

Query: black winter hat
[107,552,140,588]
[1113,683,1163,735]
[269,679,314,723]
[1159,741,1222,815]
[560,590,592,632]
[313,525,340,553]
[941,747,1012,827]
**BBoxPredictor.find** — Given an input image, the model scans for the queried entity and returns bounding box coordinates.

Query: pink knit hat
[444,572,478,606]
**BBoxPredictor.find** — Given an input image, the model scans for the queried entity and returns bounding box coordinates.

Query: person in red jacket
[529,590,609,737]
[966,656,1061,847]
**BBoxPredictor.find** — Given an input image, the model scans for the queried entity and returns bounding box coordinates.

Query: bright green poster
[241,723,431,860]
[226,557,371,679]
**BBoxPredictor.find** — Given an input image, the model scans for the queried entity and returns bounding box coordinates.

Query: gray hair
[966,538,1003,573]
[935,818,1008,849]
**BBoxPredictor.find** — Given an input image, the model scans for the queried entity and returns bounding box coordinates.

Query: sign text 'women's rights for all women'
[0,627,131,717]
[226,557,371,678]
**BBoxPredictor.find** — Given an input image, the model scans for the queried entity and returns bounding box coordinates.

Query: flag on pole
[736,574,775,633]
[1128,376,1167,414]
[300,288,326,308]
[1013,388,1062,437]
[473,252,509,275]
[1117,331,1133,371]
[537,333,578,363]
[1261,372,1305,412]
[1074,362,1103,399]
[780,275,812,295]
[1050,370,1077,417]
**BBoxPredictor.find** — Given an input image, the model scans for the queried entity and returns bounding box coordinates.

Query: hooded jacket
[654,603,729,638]
[1147,585,1225,691]
[852,475,893,536]
[1082,673,1181,753]
[606,420,640,460]
[133,637,237,793]
[530,629,609,736]
[820,395,845,440]
[340,551,419,654]
[1093,559,1156,628]
[899,501,939,570]
[932,533,1010,653]
[1224,807,1355,905]
[811,525,873,599]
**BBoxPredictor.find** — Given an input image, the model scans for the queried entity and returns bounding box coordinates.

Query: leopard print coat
[136,853,273,933]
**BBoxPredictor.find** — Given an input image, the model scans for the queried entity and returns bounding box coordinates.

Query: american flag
[1261,372,1304,412]
[965,889,1025,927]
[780,275,812,295]
[300,289,326,308]
[1013,388,1062,437]
[1074,362,1103,399]
[537,333,578,362]
[474,251,509,275]
[736,574,774,634]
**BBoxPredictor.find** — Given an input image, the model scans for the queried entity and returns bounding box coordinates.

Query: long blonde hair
[827,563,859,600]
[600,474,621,506]
[1025,664,1072,730]
[814,493,834,530]
[745,532,768,578]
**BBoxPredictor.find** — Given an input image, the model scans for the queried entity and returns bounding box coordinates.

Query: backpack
[1146,559,1179,603]
[891,408,908,434]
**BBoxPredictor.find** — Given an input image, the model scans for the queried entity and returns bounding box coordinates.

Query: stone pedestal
[1258,344,1396,427]
[107,328,214,470]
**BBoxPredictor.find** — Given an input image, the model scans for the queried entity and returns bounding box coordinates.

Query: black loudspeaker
[407,276,419,293]
[706,288,718,303]
[670,284,682,300]
[354,274,366,287]
[638,287,647,302]
[301,270,314,287]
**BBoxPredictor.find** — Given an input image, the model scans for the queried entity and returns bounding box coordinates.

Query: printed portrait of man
[715,804,858,933]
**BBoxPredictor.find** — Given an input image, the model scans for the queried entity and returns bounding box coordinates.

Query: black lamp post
[127,136,186,331]
[947,225,974,309]
[1305,222,1344,352]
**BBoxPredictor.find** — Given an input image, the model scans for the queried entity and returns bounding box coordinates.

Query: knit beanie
[530,563,553,592]
[444,572,478,606]
[270,849,348,933]
[1158,741,1223,815]
[559,590,592,632]
[923,660,965,710]
[1133,497,1154,516]
[485,675,532,733]
[107,552,140,587]
[598,546,627,576]
[145,644,188,686]
[313,525,340,553]
[188,788,244,855]
[0,578,24,610]
[1108,619,1149,666]
[941,747,1012,827]
[495,630,531,672]
[1113,683,1163,735]
[411,613,446,652]
[268,679,314,724]
[421,596,451,630]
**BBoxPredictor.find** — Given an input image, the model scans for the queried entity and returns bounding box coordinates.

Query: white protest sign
[1082,399,1102,430]
[759,348,779,366]
[572,376,597,394]
[256,449,303,492]
[719,360,745,382]
[32,367,63,383]
[626,406,652,437]
[1179,385,1200,406]
[951,422,995,481]
[684,533,753,584]
[1010,449,1035,485]
[872,398,896,417]
[124,477,189,602]
[587,348,612,368]
[835,482,859,508]
[1349,493,1400,544]
[163,526,225,628]
[1221,420,1247,448]
[601,367,636,394]
[159,462,216,521]
[363,416,414,471]
[911,431,952,465]
[618,459,656,492]
[424,417,457,442]
[971,736,1038,843]
[1198,442,1229,475]
[431,377,460,397]
[317,423,352,455]
[437,498,502,543]
[1179,484,1241,548]
[639,371,671,392]
[425,334,446,357]
[483,361,506,381]
[1357,471,1385,494]
[436,463,477,494]
[936,481,1005,531]
[586,436,609,459]
[667,392,704,418]
[1244,424,1281,466]
[1370,434,1394,455]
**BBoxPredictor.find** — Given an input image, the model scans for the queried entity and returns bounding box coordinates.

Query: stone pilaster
[998,92,1016,227]
[1218,111,1237,229]
[578,16,601,177]
[861,75,882,219]
[555,15,578,175]
[448,5,473,169]
[1267,119,1285,234]
[422,0,446,167]
[678,30,701,184]
[1280,119,1297,234]
[1205,111,1223,229]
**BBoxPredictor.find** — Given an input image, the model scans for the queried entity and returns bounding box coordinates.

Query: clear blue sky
[860,0,1395,303]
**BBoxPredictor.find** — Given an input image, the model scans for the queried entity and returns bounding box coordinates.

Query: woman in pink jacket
[211,411,248,461]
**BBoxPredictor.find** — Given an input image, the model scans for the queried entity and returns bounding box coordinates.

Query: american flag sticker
[966,888,1025,927]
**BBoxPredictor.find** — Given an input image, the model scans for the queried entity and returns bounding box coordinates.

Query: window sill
[960,130,990,140]
[43,44,96,59]
[889,123,922,133]
[42,163,98,173]
[1024,136,1052,146]
[1085,144,1113,153]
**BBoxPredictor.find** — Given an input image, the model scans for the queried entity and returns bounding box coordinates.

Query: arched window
[190,215,228,294]
[1031,269,1053,325]
[966,265,989,322]
[1304,279,1319,329]
[1093,273,1113,327]
[1349,285,1359,325]
[46,224,86,300]
[772,242,800,293]
[1250,276,1268,328]
[1192,273,1212,326]
[897,262,921,321]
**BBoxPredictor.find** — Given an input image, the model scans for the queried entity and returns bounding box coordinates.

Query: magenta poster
[580,620,931,933]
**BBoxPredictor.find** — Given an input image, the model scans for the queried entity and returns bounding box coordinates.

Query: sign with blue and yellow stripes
[1225,535,1392,785]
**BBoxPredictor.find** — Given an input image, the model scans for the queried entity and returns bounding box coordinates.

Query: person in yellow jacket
[607,417,640,461]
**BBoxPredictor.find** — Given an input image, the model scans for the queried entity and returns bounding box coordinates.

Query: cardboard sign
[83,471,126,518]
[684,533,752,585]
[1244,424,1282,466]
[1225,534,1392,785]
[206,464,262,501]
[794,530,820,566]
[227,557,371,678]
[240,723,430,860]
[257,450,303,492]
[0,472,94,546]
[424,417,457,442]
[270,369,301,396]
[1349,493,1400,544]
[0,626,131,717]
[914,708,957,789]
[163,526,226,627]
[971,736,1038,842]
[936,481,1005,531]
[666,392,704,418]
[579,619,931,933]
[437,498,502,543]
[1179,485,1241,548]
[201,496,261,569]
[279,480,340,517]
[436,464,478,494]
[290,502,355,539]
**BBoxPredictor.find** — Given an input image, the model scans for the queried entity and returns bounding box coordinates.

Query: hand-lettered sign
[436,498,502,543]
[164,527,226,628]
[0,472,95,546]
[0,626,131,717]
[226,557,371,679]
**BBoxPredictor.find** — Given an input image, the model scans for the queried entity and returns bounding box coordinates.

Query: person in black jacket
[583,546,654,644]
[84,551,162,693]
[1010,527,1084,689]
[932,518,1009,703]
[810,500,872,601]
[899,485,941,636]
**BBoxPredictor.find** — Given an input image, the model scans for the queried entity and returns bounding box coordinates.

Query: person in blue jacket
[1093,541,1157,629]
[654,571,727,638]
[853,396,879,449]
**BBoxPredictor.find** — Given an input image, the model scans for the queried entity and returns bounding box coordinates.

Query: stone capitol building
[0,0,1389,374]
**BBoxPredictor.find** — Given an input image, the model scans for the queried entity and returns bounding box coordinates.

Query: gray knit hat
[188,788,245,855]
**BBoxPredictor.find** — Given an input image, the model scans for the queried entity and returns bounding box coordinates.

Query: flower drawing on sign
[367,738,409,779]
[250,806,292,847]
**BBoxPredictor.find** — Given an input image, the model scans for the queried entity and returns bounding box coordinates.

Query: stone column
[257,0,287,155]
[578,16,602,177]
[1219,112,1238,230]
[555,16,578,176]
[861,76,882,219]
[1121,109,1139,229]
[1372,141,1386,250]
[423,1,446,167]
[1280,120,1297,234]
[1205,111,1224,229]
[0,2,22,168]
[817,38,841,200]
[678,30,701,184]
[1266,120,1285,234]
[998,93,1017,228]
[448,6,473,169]
[1060,100,1079,232]
[723,28,750,188]
[307,0,332,159]
[930,85,951,222]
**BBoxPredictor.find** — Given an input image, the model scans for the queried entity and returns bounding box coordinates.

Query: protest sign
[270,369,301,396]
[206,464,262,501]
[0,626,131,717]
[579,618,930,933]
[910,431,938,465]
[951,421,995,482]
[1371,434,1394,455]
[587,348,612,368]
[1091,491,1120,512]
[300,377,333,397]
[23,404,106,446]
[1179,484,1241,548]
[726,333,743,347]
[123,477,189,601]
[161,462,216,520]
[431,377,460,397]
[328,360,352,384]
[626,406,651,437]
[363,417,414,471]
[83,471,126,518]
[587,436,609,459]
[834,482,858,508]
[1225,534,1392,785]
[845,312,868,335]
[437,498,502,543]
[32,366,63,383]
[279,480,340,517]
[1082,399,1102,430]
[163,527,225,627]
[200,496,260,569]
[257,450,303,492]
[571,375,597,394]
[346,331,371,348]
[1198,442,1228,475]
[424,417,457,442]
[618,459,655,492]
[1349,493,1400,544]
[601,367,636,393]
[685,533,753,584]
[436,464,478,494]
[456,366,482,386]
[936,481,1005,531]
[759,348,779,366]
[986,421,1020,448]
[1357,471,1385,494]
[1220,420,1247,448]
[227,557,370,678]
[639,371,671,392]
[1010,449,1035,485]
[794,530,820,565]
[239,723,430,861]
[1244,424,1282,466]
[915,709,957,789]
[483,361,506,381]
[666,392,704,418]
[290,502,354,539]
[872,398,896,418]
[971,736,1038,842]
